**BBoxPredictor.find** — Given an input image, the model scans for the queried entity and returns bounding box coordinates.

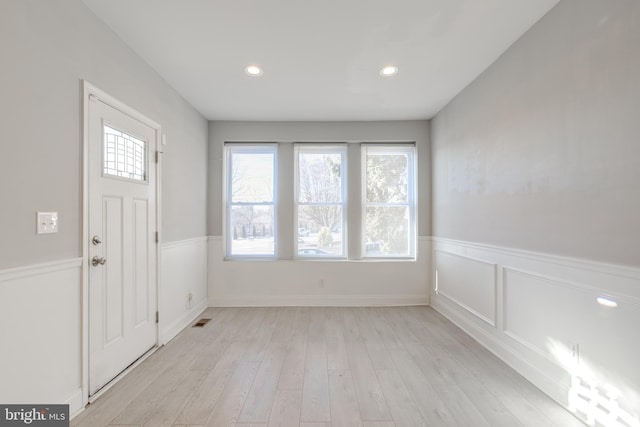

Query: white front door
[88,95,158,396]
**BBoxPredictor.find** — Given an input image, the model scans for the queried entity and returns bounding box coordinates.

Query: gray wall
[0,0,208,269]
[208,120,431,238]
[431,0,640,267]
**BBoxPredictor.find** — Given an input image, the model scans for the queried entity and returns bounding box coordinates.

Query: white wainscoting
[434,250,496,326]
[0,258,84,416]
[208,236,431,307]
[161,237,209,343]
[431,237,640,427]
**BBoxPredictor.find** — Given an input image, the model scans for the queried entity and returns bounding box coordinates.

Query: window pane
[298,152,343,203]
[231,152,274,203]
[298,205,343,256]
[366,152,408,203]
[229,205,274,255]
[103,125,146,181]
[365,206,410,256]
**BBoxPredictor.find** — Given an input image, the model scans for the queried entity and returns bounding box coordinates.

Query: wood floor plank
[72,360,171,427]
[307,307,326,342]
[345,341,391,422]
[270,307,295,342]
[328,369,363,427]
[300,341,330,422]
[403,340,471,386]
[387,349,456,425]
[139,369,206,427]
[278,340,307,390]
[290,307,311,343]
[112,360,192,425]
[174,341,254,424]
[204,361,261,426]
[455,377,525,427]
[266,388,302,427]
[379,307,421,348]
[351,308,394,370]
[72,307,584,427]
[437,384,493,427]
[238,341,289,423]
[325,307,349,370]
[376,369,426,427]
[189,335,232,372]
[365,307,402,350]
[457,342,578,427]
[339,307,363,342]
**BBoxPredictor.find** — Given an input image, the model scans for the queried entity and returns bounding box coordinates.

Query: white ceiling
[82,0,560,121]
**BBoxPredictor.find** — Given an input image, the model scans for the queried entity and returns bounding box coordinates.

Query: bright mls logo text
[1,405,68,426]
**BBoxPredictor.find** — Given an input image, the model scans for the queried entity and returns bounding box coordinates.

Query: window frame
[294,143,348,259]
[225,143,278,260]
[223,142,417,262]
[361,144,416,259]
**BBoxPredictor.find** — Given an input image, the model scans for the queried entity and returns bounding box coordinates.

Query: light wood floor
[72,306,584,427]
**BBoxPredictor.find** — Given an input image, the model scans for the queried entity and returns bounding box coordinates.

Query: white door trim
[81,81,163,408]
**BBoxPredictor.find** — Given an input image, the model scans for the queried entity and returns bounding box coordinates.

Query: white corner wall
[207,120,432,306]
[430,0,640,425]
[0,0,208,417]
[161,237,209,343]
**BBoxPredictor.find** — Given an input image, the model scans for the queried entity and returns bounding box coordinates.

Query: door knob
[91,235,102,245]
[91,256,106,266]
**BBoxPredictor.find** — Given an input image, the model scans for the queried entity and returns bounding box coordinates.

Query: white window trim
[224,143,278,260]
[224,142,417,262]
[361,144,417,259]
[294,143,348,259]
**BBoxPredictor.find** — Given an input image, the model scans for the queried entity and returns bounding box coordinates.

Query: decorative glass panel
[104,125,147,181]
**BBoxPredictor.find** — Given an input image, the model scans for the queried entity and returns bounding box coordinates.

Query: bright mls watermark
[0,405,68,426]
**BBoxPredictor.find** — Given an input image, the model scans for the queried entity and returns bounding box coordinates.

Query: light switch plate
[37,212,58,234]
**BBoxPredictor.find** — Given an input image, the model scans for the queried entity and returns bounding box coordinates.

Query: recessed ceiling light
[244,65,263,76]
[380,65,399,77]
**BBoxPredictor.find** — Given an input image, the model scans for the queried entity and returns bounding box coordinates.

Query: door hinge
[155,231,159,243]
[155,311,159,324]
[155,151,160,163]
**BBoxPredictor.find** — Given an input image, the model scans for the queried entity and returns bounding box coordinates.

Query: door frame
[81,81,163,407]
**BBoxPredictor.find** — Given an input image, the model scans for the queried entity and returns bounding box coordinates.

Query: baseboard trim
[161,298,208,343]
[210,294,429,307]
[65,388,84,420]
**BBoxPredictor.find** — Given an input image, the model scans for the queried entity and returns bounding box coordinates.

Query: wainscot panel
[431,237,640,427]
[434,250,496,326]
[0,258,83,416]
[161,237,209,343]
